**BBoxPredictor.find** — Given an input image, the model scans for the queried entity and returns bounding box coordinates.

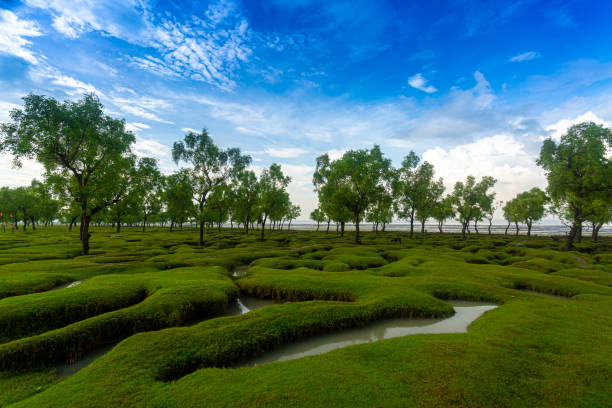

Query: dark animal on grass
[391,237,402,244]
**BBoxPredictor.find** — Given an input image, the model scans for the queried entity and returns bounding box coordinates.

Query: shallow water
[56,295,279,377]
[232,265,249,278]
[52,280,85,290]
[244,300,497,366]
[55,344,116,377]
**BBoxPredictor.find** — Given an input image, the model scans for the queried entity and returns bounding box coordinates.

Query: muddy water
[244,300,497,366]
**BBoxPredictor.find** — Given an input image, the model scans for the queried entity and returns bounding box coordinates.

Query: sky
[1,0,612,221]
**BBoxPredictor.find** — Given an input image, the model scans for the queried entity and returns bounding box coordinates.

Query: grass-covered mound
[0,227,610,407]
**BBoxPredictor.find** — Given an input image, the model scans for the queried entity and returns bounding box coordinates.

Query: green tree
[451,175,497,239]
[232,170,260,234]
[502,198,521,235]
[1,94,136,254]
[431,195,455,233]
[163,170,194,231]
[313,154,353,238]
[314,146,392,244]
[286,204,301,230]
[395,153,442,237]
[310,207,326,231]
[513,188,549,237]
[258,163,290,241]
[132,157,162,232]
[172,129,251,245]
[537,122,612,249]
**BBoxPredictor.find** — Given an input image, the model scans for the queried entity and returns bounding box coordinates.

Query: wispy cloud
[408,73,437,93]
[510,51,539,62]
[0,10,42,64]
[264,147,309,158]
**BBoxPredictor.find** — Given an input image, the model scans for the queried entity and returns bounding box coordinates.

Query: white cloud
[422,134,547,211]
[0,153,45,188]
[29,65,104,97]
[510,51,540,62]
[111,96,173,124]
[235,126,263,136]
[278,163,316,219]
[180,127,200,133]
[0,10,42,64]
[545,111,611,140]
[125,122,151,132]
[264,147,309,158]
[408,73,437,93]
[0,101,20,122]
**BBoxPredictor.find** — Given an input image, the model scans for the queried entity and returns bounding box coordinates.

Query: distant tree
[0,94,135,254]
[484,200,502,235]
[395,153,443,236]
[232,170,260,234]
[132,157,162,232]
[286,204,301,230]
[537,122,612,249]
[163,170,194,231]
[586,203,611,242]
[172,129,251,245]
[431,196,455,233]
[313,154,354,238]
[258,163,291,241]
[513,188,549,237]
[367,182,395,232]
[451,175,497,239]
[314,146,392,244]
[31,179,60,227]
[502,198,521,235]
[206,184,231,232]
[310,207,326,231]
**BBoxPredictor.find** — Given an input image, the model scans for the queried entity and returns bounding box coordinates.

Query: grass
[0,227,610,407]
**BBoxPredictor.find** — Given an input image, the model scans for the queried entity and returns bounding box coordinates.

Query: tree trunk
[592,222,602,242]
[565,221,580,250]
[354,214,360,244]
[69,216,76,231]
[245,219,249,235]
[421,220,425,234]
[31,217,36,230]
[316,221,320,232]
[488,220,492,235]
[260,215,267,241]
[116,216,121,233]
[461,221,467,239]
[288,220,292,230]
[527,222,532,237]
[515,222,519,236]
[505,221,510,235]
[199,220,205,245]
[326,220,330,233]
[577,223,582,243]
[142,214,147,232]
[409,211,415,238]
[474,220,478,235]
[340,221,345,238]
[438,221,443,233]
[80,214,91,255]
[170,220,174,232]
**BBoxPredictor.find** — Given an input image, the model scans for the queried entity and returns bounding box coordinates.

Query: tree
[513,188,548,237]
[395,153,442,236]
[502,199,521,235]
[314,146,392,244]
[232,170,259,234]
[172,129,251,245]
[313,154,354,238]
[587,203,611,242]
[1,94,136,254]
[31,179,60,227]
[132,157,162,232]
[366,181,395,232]
[163,170,194,231]
[451,175,497,239]
[286,204,301,230]
[537,122,612,249]
[258,163,290,241]
[431,196,455,233]
[310,207,325,231]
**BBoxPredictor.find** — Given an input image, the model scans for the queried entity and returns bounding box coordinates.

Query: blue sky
[1,0,612,219]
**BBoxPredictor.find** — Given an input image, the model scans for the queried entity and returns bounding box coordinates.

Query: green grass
[0,227,610,407]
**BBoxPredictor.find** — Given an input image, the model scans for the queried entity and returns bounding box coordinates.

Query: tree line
[1,94,610,252]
